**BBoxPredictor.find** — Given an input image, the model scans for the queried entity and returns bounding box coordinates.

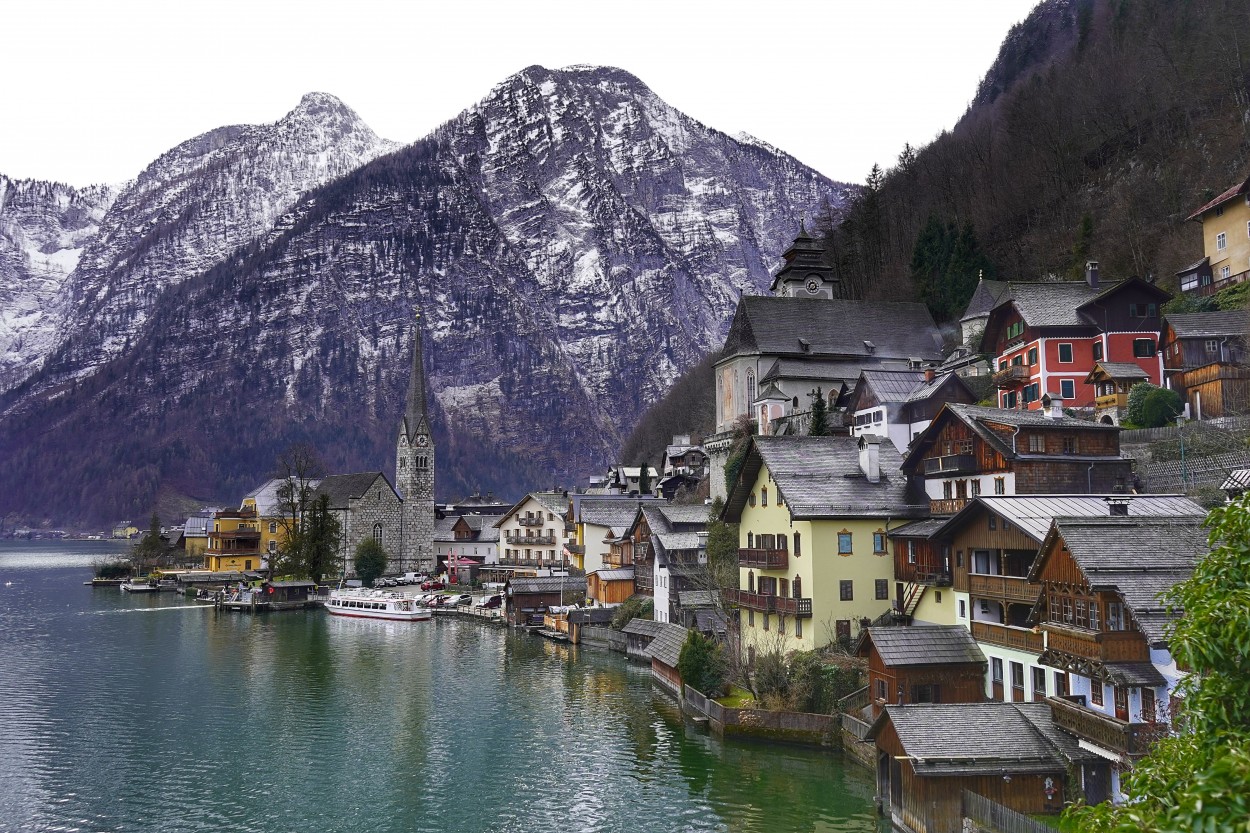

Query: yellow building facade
[203,508,263,573]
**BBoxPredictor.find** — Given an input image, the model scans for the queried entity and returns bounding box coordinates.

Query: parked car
[448,594,472,607]
[421,580,446,591]
[476,594,503,609]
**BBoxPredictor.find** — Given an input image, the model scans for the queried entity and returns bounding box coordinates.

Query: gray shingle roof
[960,278,1010,321]
[1036,516,1208,644]
[869,702,1088,775]
[433,517,458,540]
[1003,281,1108,328]
[653,531,703,551]
[726,435,925,521]
[1088,362,1150,381]
[677,590,718,608]
[580,499,647,529]
[315,472,391,510]
[934,494,1205,543]
[1164,310,1250,338]
[862,625,986,667]
[622,618,664,637]
[722,296,944,361]
[759,358,884,386]
[508,577,584,595]
[643,623,690,668]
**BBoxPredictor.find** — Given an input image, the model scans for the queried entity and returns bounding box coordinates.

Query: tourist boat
[120,577,158,593]
[324,588,432,621]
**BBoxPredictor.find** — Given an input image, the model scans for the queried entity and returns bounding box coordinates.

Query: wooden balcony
[505,533,555,545]
[968,573,1040,604]
[923,454,977,476]
[929,498,969,515]
[993,365,1032,388]
[1041,624,1151,663]
[1047,696,1152,757]
[1191,267,1250,298]
[517,516,544,527]
[1095,394,1127,411]
[971,620,1044,653]
[726,589,812,618]
[738,547,788,570]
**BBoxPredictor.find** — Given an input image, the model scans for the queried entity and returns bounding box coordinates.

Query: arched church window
[746,370,756,398]
[373,524,383,544]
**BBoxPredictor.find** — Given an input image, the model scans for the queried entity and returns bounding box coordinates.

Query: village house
[929,494,1204,706]
[883,517,956,625]
[239,478,298,567]
[180,508,218,561]
[868,702,1090,833]
[641,622,690,697]
[1030,514,1207,801]
[629,502,709,625]
[569,496,655,577]
[491,492,573,581]
[958,277,1010,349]
[202,507,263,572]
[980,262,1169,411]
[901,402,1133,517]
[1179,175,1250,296]
[845,367,977,454]
[433,512,503,573]
[503,575,585,627]
[722,434,927,658]
[856,625,987,720]
[1160,310,1250,420]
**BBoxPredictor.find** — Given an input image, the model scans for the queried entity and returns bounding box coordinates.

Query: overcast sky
[2,0,1039,187]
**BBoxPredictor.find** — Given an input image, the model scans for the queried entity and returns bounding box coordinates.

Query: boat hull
[324,589,432,622]
[325,607,432,622]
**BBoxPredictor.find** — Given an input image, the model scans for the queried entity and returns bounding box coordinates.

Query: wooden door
[1114,686,1129,721]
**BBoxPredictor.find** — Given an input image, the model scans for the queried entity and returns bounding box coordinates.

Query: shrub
[677,630,727,696]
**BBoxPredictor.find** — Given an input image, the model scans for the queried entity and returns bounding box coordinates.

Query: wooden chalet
[1084,362,1149,426]
[1161,310,1250,420]
[868,702,1090,833]
[901,403,1131,516]
[563,607,615,644]
[635,503,708,625]
[857,625,986,720]
[504,576,585,627]
[886,517,952,624]
[1029,515,1206,790]
[642,622,689,696]
[586,567,635,606]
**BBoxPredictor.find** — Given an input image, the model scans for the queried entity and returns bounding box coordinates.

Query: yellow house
[203,507,263,572]
[723,434,926,659]
[1184,176,1250,293]
[241,478,303,567]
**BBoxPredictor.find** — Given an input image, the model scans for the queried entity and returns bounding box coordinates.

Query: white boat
[324,588,432,621]
[120,578,158,593]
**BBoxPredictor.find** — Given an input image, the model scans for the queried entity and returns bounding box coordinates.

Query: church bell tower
[396,314,435,573]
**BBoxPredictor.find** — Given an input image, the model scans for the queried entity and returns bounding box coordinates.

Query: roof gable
[314,472,395,510]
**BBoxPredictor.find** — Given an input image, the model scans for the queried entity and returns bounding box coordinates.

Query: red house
[981,262,1170,411]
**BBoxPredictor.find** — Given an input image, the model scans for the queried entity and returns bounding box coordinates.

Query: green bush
[1139,387,1183,427]
[677,630,727,696]
[610,596,652,630]
[1126,382,1158,425]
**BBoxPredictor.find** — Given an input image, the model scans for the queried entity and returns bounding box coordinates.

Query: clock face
[805,278,820,293]
[416,434,428,447]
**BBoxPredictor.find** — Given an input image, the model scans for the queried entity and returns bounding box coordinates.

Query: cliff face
[0,67,853,527]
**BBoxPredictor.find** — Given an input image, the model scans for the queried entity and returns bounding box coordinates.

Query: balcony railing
[992,365,1032,388]
[923,454,977,476]
[1047,696,1151,757]
[738,547,788,570]
[970,620,1044,653]
[517,516,544,527]
[726,589,812,618]
[929,498,969,515]
[969,573,1040,604]
[1191,267,1250,298]
[1041,624,1151,663]
[505,533,555,545]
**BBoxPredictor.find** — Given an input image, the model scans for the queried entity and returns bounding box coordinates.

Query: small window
[1205,339,1220,354]
[793,532,801,557]
[269,522,277,534]
[761,487,768,507]
[1133,338,1155,358]
[1011,662,1025,690]
[1063,436,1077,454]
[1005,391,1018,409]
[1222,264,1232,280]
[1058,343,1073,363]
[1027,346,1038,366]
[958,599,967,618]
[1032,667,1047,696]
[1093,341,1104,361]
[907,540,916,564]
[875,579,889,600]
[1217,231,1228,250]
[994,477,1006,495]
[872,532,886,553]
[1028,434,1045,452]
[988,514,997,531]
[1061,379,1075,399]
[1054,671,1068,697]
[992,657,1004,683]
[1091,682,1104,707]
[840,580,853,601]
[748,493,756,507]
[971,479,981,497]
[837,532,853,554]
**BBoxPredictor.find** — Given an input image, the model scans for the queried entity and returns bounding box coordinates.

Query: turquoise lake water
[0,540,885,833]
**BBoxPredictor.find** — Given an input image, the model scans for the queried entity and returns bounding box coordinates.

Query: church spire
[402,310,429,442]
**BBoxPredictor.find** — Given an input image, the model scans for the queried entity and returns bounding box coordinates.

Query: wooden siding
[919,421,1008,475]
[1014,459,1133,494]
[947,512,1039,592]
[1172,362,1250,419]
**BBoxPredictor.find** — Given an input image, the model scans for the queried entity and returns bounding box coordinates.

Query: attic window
[863,340,875,353]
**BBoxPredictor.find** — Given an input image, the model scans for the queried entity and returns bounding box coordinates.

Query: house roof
[724,435,925,522]
[622,618,665,638]
[1033,516,1208,645]
[497,491,569,526]
[932,494,1205,543]
[857,369,927,404]
[244,478,298,517]
[720,296,944,362]
[1186,177,1250,221]
[508,576,584,595]
[654,531,703,551]
[960,278,1011,322]
[677,590,718,608]
[1221,468,1250,490]
[1001,281,1108,328]
[579,499,648,529]
[643,623,690,668]
[860,625,986,668]
[868,702,1089,776]
[314,472,394,510]
[1085,362,1149,383]
[433,516,459,540]
[593,568,635,581]
[759,357,882,386]
[1164,310,1250,339]
[887,517,950,538]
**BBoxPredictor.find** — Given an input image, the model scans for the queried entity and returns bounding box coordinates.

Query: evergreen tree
[808,387,829,436]
[637,461,651,496]
[132,513,164,573]
[353,538,389,587]
[303,493,341,584]
[676,630,727,696]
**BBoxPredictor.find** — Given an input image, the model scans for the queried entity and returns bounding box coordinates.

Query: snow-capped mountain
[0,176,118,390]
[0,66,854,526]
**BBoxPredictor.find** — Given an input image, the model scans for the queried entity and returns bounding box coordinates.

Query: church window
[399,458,406,469]
[373,524,383,544]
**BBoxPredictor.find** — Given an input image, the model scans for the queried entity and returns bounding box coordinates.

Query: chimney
[1105,496,1131,517]
[1085,260,1100,289]
[924,366,936,384]
[858,434,881,483]
[1041,394,1063,419]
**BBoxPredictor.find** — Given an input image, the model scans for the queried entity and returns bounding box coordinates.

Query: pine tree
[809,387,829,436]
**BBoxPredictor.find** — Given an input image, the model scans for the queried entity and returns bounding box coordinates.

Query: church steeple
[769,220,840,298]
[396,312,435,573]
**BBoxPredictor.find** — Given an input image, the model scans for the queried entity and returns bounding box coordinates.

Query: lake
[0,540,884,833]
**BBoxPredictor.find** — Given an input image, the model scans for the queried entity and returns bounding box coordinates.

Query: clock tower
[768,220,841,299]
[396,315,435,573]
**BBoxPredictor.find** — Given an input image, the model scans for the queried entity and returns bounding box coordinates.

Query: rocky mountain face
[0,66,852,528]
[0,176,117,389]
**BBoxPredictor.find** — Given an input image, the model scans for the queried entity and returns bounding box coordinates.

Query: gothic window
[746,369,756,399]
[373,524,383,544]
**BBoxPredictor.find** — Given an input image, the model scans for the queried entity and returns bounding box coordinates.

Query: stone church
[394,319,436,573]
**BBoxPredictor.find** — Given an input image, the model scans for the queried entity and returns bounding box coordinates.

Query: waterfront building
[434,512,502,572]
[180,507,218,560]
[722,434,926,658]
[240,478,295,566]
[1030,514,1207,800]
[203,507,263,572]
[631,503,709,625]
[503,575,584,627]
[314,472,404,578]
[395,320,436,574]
[492,492,573,580]
[857,625,987,720]
[569,497,654,576]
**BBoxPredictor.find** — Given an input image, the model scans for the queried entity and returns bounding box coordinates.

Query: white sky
[1,0,1039,188]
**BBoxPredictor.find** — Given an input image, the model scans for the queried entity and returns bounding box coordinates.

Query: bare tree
[272,444,327,579]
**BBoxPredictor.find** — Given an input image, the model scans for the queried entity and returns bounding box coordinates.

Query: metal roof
[593,568,635,581]
[933,494,1205,543]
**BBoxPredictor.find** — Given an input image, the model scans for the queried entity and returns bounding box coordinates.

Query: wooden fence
[682,686,837,746]
[579,626,627,652]
[962,791,1057,833]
